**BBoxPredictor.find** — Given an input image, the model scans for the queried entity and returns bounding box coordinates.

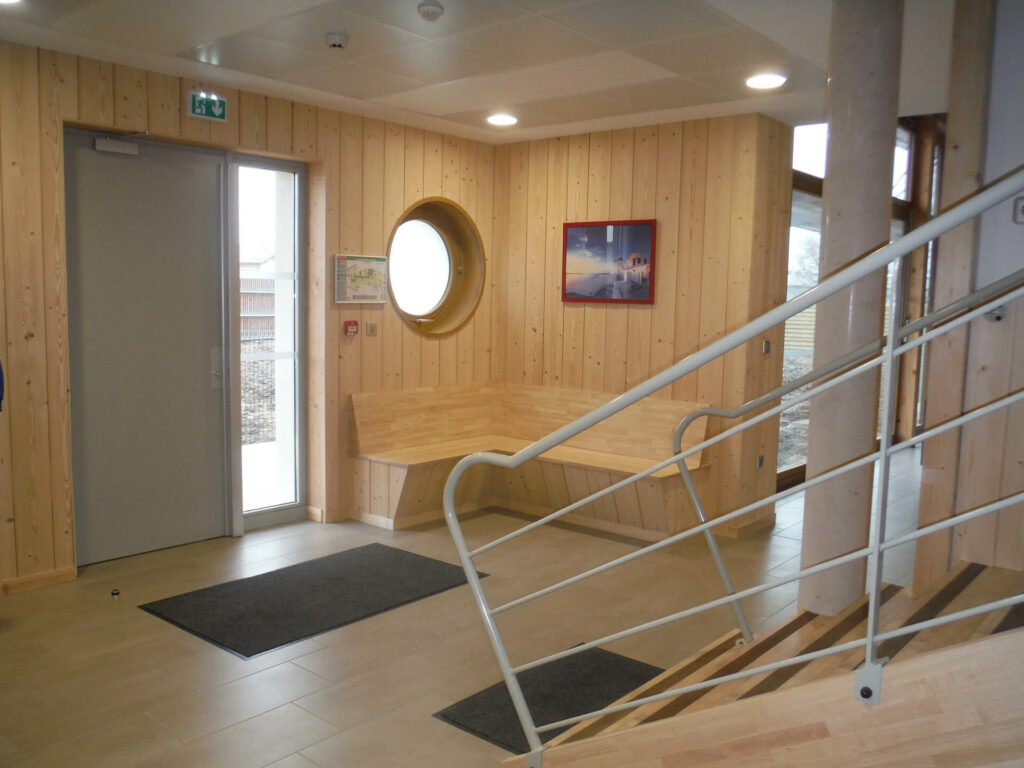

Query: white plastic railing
[441,163,1024,760]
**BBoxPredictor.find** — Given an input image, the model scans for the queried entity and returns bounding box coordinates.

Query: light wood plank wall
[0,40,793,592]
[0,41,496,589]
[489,115,792,531]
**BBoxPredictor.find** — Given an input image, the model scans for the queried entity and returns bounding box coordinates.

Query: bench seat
[349,383,714,540]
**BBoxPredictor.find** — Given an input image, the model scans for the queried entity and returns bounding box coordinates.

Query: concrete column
[799,0,903,615]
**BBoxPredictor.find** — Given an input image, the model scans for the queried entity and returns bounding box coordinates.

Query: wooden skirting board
[1,566,77,596]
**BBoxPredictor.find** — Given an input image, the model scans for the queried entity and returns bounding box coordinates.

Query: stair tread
[895,564,1024,660]
[545,628,743,747]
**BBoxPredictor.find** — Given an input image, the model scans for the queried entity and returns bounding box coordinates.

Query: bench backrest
[352,383,710,464]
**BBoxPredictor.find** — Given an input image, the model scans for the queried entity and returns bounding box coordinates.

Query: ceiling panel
[630,25,797,78]
[292,60,425,100]
[542,0,733,48]
[596,76,729,113]
[690,56,824,100]
[443,14,605,69]
[513,90,625,124]
[332,0,526,40]
[243,2,427,62]
[187,34,332,80]
[373,51,675,116]
[49,0,330,55]
[0,0,98,26]
[356,40,506,85]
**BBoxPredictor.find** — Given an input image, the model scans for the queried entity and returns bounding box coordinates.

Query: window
[387,198,485,336]
[389,219,451,315]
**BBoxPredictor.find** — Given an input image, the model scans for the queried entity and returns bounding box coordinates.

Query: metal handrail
[441,163,1024,758]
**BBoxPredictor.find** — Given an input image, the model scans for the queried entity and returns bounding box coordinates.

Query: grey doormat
[140,543,477,657]
[434,647,663,754]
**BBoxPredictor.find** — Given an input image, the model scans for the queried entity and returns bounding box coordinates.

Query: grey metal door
[65,130,230,565]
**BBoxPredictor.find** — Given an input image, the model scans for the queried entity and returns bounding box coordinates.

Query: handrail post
[857,256,906,704]
[677,459,754,644]
[442,459,545,754]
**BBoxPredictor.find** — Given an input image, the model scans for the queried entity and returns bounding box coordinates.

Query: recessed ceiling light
[746,72,787,90]
[0,0,24,5]
[487,113,517,127]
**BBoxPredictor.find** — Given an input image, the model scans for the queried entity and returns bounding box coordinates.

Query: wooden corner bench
[350,383,714,541]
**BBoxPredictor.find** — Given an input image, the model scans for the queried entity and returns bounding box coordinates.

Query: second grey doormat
[140,543,478,657]
[434,647,663,754]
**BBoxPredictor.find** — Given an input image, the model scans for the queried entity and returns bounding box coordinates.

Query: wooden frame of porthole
[386,197,486,336]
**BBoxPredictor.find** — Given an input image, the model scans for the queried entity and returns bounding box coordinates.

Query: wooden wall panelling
[456,139,478,384]
[369,460,388,521]
[505,142,529,383]
[582,131,611,392]
[915,0,995,593]
[314,108,342,521]
[611,473,644,530]
[524,139,549,386]
[635,477,668,533]
[146,71,180,138]
[561,134,589,389]
[563,464,595,519]
[672,120,709,402]
[490,145,512,382]
[179,78,211,144]
[420,131,443,386]
[649,123,682,399]
[387,464,406,520]
[38,48,78,571]
[952,298,1017,564]
[113,64,147,132]
[401,127,425,389]
[382,123,405,391]
[627,125,657,391]
[586,469,619,522]
[542,137,568,386]
[0,42,55,576]
[0,61,13,580]
[306,137,329,521]
[337,112,364,520]
[993,297,1024,569]
[521,460,551,510]
[292,103,316,160]
[239,91,267,151]
[438,135,461,386]
[360,119,385,393]
[604,128,634,393]
[541,461,571,511]
[76,57,113,127]
[473,143,495,383]
[207,87,239,147]
[266,97,293,155]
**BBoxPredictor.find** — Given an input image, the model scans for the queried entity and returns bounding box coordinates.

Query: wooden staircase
[534,562,1024,754]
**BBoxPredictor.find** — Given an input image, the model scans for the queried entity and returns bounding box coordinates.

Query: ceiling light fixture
[745,72,787,90]
[417,0,444,22]
[487,113,517,127]
[0,0,23,5]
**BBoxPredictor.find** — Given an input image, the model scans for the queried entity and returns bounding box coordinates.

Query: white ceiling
[0,0,954,143]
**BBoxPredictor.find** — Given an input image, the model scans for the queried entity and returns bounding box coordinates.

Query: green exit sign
[189,91,227,122]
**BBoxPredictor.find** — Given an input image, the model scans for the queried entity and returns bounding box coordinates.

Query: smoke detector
[417,0,444,22]
[325,32,348,49]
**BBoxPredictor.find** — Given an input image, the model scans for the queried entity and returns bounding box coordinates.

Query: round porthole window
[389,220,451,315]
[387,197,485,336]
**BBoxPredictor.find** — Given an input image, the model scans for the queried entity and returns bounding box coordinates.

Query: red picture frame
[562,219,656,304]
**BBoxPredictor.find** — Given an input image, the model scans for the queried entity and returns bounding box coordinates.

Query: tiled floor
[0,449,923,767]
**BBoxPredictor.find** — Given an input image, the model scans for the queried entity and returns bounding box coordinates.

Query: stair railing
[442,163,1024,761]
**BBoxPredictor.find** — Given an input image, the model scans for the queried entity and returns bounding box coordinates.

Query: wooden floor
[0,448,934,767]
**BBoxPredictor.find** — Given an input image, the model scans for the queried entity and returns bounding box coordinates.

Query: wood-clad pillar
[912,0,995,593]
[799,0,902,615]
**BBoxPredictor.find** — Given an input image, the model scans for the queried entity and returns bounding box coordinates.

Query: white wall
[977,0,1024,286]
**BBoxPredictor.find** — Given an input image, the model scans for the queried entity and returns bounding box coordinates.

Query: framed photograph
[334,254,387,303]
[562,219,656,304]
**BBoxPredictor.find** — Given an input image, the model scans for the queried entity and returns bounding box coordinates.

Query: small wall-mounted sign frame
[189,91,228,122]
[334,254,387,303]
